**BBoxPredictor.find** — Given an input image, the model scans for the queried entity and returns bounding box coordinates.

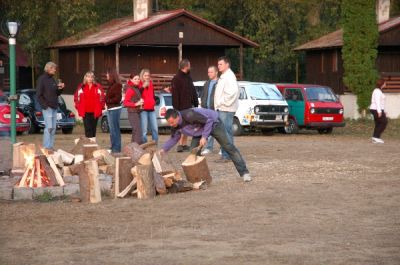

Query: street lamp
[7,21,19,144]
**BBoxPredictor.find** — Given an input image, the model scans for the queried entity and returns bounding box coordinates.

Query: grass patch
[34,191,55,202]
[333,118,400,139]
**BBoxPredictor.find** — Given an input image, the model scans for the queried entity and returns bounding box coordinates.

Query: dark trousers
[370,109,388,138]
[83,112,98,138]
[191,119,249,177]
[128,111,143,144]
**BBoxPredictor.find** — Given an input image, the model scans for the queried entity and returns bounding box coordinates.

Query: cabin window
[332,50,338,72]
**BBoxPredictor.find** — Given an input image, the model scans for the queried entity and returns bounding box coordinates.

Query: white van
[194,81,289,135]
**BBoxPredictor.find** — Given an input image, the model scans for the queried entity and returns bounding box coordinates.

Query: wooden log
[75,163,90,203]
[181,152,212,184]
[69,163,83,176]
[18,166,30,187]
[74,154,84,164]
[98,165,109,174]
[116,178,137,198]
[122,142,145,163]
[152,152,175,175]
[84,159,101,203]
[168,180,193,193]
[51,152,64,168]
[35,157,42,187]
[138,153,152,165]
[38,155,56,186]
[46,156,65,186]
[13,143,36,169]
[153,171,167,195]
[93,149,115,166]
[62,166,72,177]
[139,141,157,150]
[57,149,75,165]
[70,136,92,155]
[192,180,207,190]
[115,157,134,197]
[83,144,99,160]
[133,164,156,199]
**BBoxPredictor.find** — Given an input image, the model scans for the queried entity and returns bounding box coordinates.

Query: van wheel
[232,118,243,136]
[284,119,298,134]
[318,127,333,134]
[100,116,109,133]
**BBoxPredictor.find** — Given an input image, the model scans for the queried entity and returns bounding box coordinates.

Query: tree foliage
[342,0,378,114]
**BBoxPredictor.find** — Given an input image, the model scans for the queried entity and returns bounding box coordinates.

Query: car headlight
[310,108,315,114]
[284,107,288,113]
[339,108,344,114]
[254,106,260,113]
[22,118,27,122]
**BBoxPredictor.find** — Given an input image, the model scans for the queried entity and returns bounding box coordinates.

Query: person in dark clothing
[105,69,122,153]
[124,73,144,144]
[160,108,251,182]
[36,62,65,151]
[171,59,199,152]
[200,65,218,155]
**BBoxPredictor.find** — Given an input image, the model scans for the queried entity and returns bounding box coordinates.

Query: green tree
[342,0,378,115]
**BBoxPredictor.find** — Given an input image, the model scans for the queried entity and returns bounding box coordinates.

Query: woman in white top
[369,79,388,143]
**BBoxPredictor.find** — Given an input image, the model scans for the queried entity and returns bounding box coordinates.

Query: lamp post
[7,21,19,144]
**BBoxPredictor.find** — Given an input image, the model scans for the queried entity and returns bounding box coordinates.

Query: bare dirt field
[1,125,400,265]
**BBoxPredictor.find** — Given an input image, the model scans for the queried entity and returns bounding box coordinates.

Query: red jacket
[74,83,105,118]
[140,80,156,111]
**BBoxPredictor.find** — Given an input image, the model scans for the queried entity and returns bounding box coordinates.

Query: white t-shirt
[370,88,385,113]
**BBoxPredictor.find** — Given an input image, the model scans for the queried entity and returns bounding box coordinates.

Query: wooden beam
[46,156,65,186]
[117,178,137,198]
[115,43,120,74]
[115,157,134,197]
[239,44,244,80]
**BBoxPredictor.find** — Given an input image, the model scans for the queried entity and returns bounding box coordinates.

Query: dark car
[0,94,30,135]
[16,89,76,134]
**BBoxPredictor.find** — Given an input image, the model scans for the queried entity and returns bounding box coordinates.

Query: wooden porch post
[115,43,120,73]
[178,31,183,64]
[296,59,299,84]
[239,44,244,80]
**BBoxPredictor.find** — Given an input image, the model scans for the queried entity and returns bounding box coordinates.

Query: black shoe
[176,145,184,152]
[182,145,190,152]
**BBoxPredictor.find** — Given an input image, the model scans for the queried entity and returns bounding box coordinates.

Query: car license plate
[322,116,334,121]
[57,113,62,120]
[3,114,18,118]
[275,115,282,121]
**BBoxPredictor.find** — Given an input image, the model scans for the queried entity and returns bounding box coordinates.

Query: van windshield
[305,87,338,102]
[247,84,283,100]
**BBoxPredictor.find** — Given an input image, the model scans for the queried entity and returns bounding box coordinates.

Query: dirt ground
[1,126,399,265]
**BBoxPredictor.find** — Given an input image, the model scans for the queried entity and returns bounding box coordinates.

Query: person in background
[124,73,144,144]
[171,59,199,152]
[139,68,158,144]
[200,65,218,155]
[36,62,65,151]
[74,71,105,142]
[370,79,388,144]
[105,69,122,153]
[214,56,239,163]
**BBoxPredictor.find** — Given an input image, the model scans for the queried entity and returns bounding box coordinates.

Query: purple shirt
[162,108,218,152]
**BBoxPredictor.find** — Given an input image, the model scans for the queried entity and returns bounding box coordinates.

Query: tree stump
[93,149,115,166]
[133,164,155,199]
[83,144,99,160]
[75,163,90,203]
[84,159,101,203]
[123,143,146,163]
[182,153,212,184]
[115,157,134,197]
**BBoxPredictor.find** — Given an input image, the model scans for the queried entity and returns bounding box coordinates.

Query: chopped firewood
[192,180,207,190]
[74,163,90,203]
[38,155,57,186]
[93,149,115,166]
[84,159,101,203]
[152,152,175,175]
[122,142,146,163]
[131,189,138,195]
[163,177,174,188]
[46,156,65,186]
[181,147,212,184]
[98,165,109,174]
[139,141,157,150]
[168,180,193,193]
[51,152,64,168]
[117,178,137,198]
[62,166,72,177]
[153,171,167,195]
[74,154,84,164]
[83,144,99,160]
[133,164,156,199]
[70,136,92,155]
[35,158,42,187]
[57,149,74,165]
[115,157,134,197]
[138,153,152,165]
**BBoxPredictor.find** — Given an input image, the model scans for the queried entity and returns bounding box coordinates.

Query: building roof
[294,16,400,51]
[0,35,30,67]
[49,9,258,49]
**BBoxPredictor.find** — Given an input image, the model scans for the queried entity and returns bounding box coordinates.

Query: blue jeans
[42,107,57,149]
[206,136,214,150]
[107,108,122,153]
[140,110,158,144]
[218,111,235,159]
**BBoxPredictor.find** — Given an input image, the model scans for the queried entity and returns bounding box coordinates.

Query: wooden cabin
[49,9,258,94]
[294,16,400,94]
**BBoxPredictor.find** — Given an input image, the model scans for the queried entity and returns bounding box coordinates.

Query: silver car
[100,92,173,133]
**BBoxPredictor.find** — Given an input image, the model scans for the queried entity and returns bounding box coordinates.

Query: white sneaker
[243,173,252,182]
[201,149,212,155]
[372,137,384,144]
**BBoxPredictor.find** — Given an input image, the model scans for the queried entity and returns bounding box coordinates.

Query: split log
[98,165,110,174]
[74,154,84,164]
[181,149,212,184]
[93,149,115,166]
[193,180,207,190]
[163,176,174,188]
[116,178,137,198]
[122,142,146,163]
[13,143,36,169]
[69,163,83,176]
[138,153,152,165]
[84,159,101,203]
[74,163,90,203]
[114,157,134,197]
[62,166,72,177]
[139,141,157,150]
[46,156,65,186]
[168,180,193,193]
[38,155,56,186]
[152,152,175,175]
[35,157,42,187]
[153,171,167,195]
[133,164,155,199]
[70,136,92,155]
[57,149,74,165]
[83,144,99,160]
[51,152,64,168]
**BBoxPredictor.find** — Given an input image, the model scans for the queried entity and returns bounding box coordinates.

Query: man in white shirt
[369,79,388,143]
[214,56,240,163]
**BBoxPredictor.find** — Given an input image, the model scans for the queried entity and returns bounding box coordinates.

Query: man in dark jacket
[200,65,218,155]
[36,62,64,151]
[171,59,199,152]
[160,108,251,182]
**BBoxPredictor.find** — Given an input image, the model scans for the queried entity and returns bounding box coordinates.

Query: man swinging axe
[160,108,252,182]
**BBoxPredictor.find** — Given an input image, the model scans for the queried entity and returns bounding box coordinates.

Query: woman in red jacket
[139,69,158,144]
[123,73,144,144]
[74,71,105,142]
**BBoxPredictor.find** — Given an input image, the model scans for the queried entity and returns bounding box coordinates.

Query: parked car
[0,94,30,135]
[15,89,76,134]
[275,84,345,134]
[100,91,173,133]
[194,81,289,135]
